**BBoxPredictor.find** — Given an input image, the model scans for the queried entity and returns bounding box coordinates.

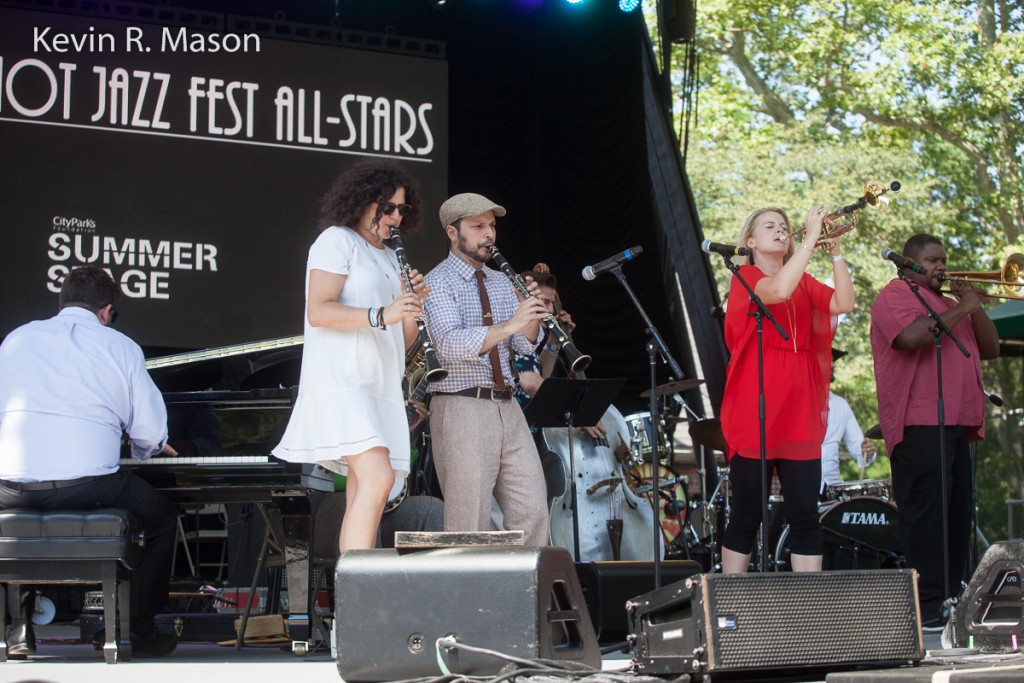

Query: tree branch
[721,29,795,125]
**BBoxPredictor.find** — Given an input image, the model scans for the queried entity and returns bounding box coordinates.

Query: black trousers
[0,468,178,629]
[890,425,973,621]
[723,456,823,556]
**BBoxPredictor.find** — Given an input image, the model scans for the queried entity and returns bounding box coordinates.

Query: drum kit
[614,379,907,573]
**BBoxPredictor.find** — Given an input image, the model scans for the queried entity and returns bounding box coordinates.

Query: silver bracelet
[831,254,845,263]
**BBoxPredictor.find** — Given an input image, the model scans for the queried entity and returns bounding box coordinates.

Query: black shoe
[7,622,37,659]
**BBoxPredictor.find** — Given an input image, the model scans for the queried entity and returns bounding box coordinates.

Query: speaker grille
[704,571,922,670]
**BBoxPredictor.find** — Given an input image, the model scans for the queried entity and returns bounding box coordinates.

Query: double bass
[522,282,657,561]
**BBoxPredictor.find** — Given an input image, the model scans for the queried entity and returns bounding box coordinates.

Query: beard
[456,231,490,264]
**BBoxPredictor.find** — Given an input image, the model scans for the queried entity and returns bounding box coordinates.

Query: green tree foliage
[650,1,1023,540]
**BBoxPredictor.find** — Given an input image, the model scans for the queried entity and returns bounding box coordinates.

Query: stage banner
[0,7,448,348]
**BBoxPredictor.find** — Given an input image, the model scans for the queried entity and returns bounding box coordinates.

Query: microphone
[701,240,751,258]
[880,248,927,275]
[985,391,1004,407]
[582,246,643,280]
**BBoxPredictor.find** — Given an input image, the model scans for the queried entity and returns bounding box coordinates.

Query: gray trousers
[429,395,549,546]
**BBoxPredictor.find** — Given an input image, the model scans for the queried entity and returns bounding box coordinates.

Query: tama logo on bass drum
[841,511,890,525]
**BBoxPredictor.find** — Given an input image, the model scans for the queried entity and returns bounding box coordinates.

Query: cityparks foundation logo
[52,215,96,232]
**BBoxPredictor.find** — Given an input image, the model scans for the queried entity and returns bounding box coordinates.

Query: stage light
[565,0,586,5]
[618,0,641,11]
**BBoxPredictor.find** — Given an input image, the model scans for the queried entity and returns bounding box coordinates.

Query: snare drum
[827,478,893,502]
[775,496,904,571]
[623,411,669,464]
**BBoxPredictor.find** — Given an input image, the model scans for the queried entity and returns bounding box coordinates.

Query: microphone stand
[895,268,970,623]
[722,256,790,572]
[610,266,683,588]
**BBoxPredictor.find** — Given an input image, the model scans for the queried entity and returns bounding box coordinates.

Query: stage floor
[4,624,1024,683]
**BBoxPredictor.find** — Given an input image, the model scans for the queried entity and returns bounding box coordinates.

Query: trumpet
[486,245,592,373]
[389,226,447,382]
[789,180,901,248]
[939,253,1024,300]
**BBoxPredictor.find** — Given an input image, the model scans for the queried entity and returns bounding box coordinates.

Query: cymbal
[640,378,705,398]
[865,424,882,440]
[688,418,727,453]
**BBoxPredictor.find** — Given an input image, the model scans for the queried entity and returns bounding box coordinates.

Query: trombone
[939,253,1024,300]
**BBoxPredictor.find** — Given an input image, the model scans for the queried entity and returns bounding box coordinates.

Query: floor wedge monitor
[335,546,600,681]
[629,570,924,676]
[943,540,1024,651]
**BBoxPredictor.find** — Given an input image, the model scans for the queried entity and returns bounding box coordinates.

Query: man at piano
[0,265,179,659]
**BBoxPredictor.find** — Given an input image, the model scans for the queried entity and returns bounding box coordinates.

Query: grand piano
[122,336,333,651]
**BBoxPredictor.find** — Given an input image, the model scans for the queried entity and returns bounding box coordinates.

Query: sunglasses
[379,201,411,216]
[109,309,119,326]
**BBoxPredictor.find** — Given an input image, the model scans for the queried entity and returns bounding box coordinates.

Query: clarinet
[486,245,592,373]
[389,227,448,382]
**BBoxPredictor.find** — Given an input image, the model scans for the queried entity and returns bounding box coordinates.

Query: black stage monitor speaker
[629,570,924,676]
[943,540,1024,651]
[575,560,702,643]
[334,547,600,681]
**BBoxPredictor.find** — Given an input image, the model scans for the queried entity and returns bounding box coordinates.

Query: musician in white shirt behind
[821,348,877,495]
[0,266,179,659]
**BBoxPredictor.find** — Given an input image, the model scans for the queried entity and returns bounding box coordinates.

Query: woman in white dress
[274,160,427,551]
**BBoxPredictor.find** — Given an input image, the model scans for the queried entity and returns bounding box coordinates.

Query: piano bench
[0,508,144,664]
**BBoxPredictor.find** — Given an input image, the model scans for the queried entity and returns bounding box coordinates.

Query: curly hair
[58,265,120,312]
[318,159,422,236]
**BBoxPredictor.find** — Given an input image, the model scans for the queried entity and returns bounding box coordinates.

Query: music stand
[525,377,625,561]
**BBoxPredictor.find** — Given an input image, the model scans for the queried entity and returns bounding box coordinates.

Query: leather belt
[438,386,513,402]
[0,476,102,492]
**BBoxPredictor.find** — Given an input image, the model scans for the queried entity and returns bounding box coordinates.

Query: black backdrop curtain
[427,2,687,407]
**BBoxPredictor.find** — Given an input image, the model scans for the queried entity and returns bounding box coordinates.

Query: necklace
[357,235,402,298]
[784,297,797,353]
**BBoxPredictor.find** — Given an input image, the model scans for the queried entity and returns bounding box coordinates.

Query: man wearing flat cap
[422,193,550,545]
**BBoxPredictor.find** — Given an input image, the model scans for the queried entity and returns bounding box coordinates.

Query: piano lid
[146,335,304,392]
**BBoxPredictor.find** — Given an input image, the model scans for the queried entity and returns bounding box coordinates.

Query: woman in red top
[720,205,854,573]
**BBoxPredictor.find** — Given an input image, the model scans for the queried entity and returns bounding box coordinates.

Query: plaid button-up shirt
[423,251,538,394]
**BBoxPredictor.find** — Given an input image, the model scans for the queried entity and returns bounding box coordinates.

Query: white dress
[272,226,410,477]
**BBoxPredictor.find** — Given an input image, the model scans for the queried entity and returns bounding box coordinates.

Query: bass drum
[542,404,659,561]
[775,496,905,571]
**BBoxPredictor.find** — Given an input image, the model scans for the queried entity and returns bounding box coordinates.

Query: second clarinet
[486,245,592,373]
[389,226,447,382]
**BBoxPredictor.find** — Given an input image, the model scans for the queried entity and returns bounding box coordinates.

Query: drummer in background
[720,206,854,574]
[820,347,876,496]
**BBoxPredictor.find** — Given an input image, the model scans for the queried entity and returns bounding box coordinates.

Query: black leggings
[723,456,823,556]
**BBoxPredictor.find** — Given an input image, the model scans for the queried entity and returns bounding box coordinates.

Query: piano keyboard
[120,455,271,466]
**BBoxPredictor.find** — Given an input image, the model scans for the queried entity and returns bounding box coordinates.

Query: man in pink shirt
[870,234,999,626]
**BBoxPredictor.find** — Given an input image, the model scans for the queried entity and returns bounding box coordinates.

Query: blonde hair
[735,207,795,266]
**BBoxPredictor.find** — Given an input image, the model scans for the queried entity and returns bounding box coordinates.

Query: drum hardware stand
[524,377,624,562]
[721,255,790,572]
[896,268,970,623]
[609,265,685,588]
[821,527,905,567]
